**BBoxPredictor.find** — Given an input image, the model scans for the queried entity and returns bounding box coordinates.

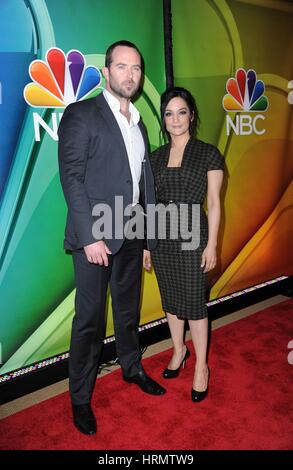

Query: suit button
[126,180,131,184]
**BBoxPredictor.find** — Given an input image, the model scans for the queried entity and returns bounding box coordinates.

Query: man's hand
[84,241,112,266]
[143,250,152,271]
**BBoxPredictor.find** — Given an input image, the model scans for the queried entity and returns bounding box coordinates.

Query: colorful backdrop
[0,0,292,377]
[172,0,293,297]
[0,0,165,375]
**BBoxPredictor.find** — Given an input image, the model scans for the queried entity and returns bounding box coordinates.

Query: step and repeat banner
[0,0,165,375]
[172,0,293,298]
[0,0,292,377]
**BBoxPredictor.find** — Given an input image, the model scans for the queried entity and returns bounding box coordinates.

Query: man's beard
[109,77,139,99]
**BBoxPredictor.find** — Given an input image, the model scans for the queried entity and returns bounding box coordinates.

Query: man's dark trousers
[69,229,144,405]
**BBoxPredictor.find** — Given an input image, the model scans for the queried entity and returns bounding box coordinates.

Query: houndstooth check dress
[149,138,224,320]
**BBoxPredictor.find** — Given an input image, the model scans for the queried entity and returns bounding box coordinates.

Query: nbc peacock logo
[24,47,102,141]
[223,69,268,112]
[223,69,269,136]
[24,47,102,108]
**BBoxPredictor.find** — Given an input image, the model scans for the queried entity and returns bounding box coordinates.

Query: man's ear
[102,66,109,81]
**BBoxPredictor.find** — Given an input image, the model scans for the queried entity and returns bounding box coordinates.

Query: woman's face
[164,96,193,138]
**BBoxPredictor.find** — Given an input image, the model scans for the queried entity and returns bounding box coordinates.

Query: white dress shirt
[103,89,145,205]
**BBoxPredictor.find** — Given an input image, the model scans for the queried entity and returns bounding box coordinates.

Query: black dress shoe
[123,370,166,395]
[163,346,190,379]
[191,367,209,403]
[72,404,97,435]
[191,387,208,403]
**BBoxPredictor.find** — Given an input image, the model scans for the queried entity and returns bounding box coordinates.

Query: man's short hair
[105,40,142,68]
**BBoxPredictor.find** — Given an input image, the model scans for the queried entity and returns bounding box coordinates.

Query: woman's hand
[201,244,217,273]
[143,250,152,271]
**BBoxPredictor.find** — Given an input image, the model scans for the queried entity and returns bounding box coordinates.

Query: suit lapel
[94,93,130,168]
[94,93,155,190]
[138,120,148,158]
[138,120,157,188]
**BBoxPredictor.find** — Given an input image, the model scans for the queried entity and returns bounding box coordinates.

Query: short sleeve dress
[149,138,224,320]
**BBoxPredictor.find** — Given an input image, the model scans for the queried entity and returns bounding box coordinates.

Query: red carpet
[1,299,293,450]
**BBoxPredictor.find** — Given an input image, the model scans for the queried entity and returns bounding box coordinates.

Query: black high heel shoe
[163,346,190,379]
[191,367,209,403]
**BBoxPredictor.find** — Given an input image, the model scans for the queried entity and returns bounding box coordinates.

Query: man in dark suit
[58,40,166,436]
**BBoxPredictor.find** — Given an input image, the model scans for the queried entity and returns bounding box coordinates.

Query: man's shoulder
[64,95,100,114]
[58,96,104,135]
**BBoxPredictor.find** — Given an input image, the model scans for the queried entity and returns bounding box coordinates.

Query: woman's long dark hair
[160,87,200,140]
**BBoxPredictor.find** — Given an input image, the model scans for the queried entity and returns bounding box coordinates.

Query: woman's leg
[188,317,209,391]
[165,312,186,369]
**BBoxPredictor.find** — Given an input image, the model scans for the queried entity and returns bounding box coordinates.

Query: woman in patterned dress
[144,87,224,402]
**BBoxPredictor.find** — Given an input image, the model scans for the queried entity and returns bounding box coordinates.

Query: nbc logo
[24,47,102,141]
[223,69,269,136]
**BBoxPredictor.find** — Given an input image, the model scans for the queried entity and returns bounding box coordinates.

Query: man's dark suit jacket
[58,92,157,254]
